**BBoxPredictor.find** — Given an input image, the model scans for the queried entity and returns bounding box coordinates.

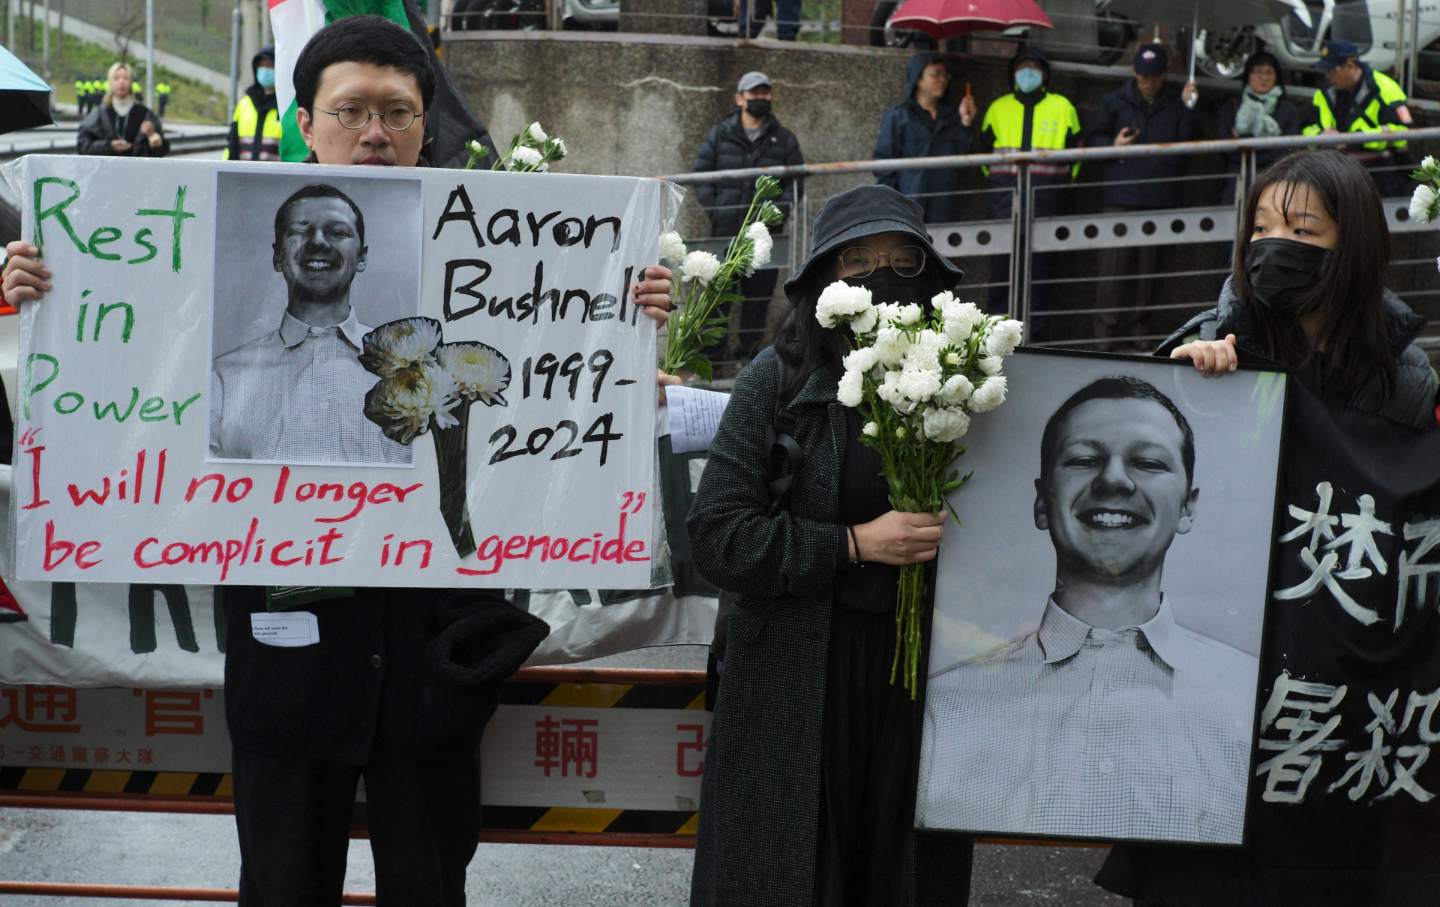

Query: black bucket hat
[783,185,964,296]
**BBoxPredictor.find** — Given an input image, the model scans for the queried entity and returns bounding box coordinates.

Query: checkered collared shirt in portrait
[917,597,1258,844]
[210,308,410,465]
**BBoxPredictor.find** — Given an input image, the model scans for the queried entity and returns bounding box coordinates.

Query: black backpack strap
[764,355,805,514]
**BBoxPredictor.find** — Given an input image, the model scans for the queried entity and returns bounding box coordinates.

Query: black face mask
[854,269,923,305]
[1245,237,1332,314]
[745,98,772,120]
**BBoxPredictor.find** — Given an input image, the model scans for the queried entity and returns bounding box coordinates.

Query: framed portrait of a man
[208,170,423,466]
[915,349,1286,845]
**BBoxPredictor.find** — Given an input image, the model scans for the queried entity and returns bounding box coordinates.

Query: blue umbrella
[0,43,51,133]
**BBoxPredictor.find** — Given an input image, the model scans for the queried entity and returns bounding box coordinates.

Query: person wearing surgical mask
[226,46,282,162]
[688,184,975,906]
[1094,151,1439,907]
[691,71,805,370]
[975,46,1080,316]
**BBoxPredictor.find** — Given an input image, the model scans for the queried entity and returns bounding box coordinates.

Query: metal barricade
[667,127,1440,353]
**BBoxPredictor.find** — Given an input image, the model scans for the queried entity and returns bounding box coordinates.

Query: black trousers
[232,746,482,907]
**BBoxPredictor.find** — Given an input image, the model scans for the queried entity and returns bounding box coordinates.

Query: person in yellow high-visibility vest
[976,46,1081,315]
[1304,40,1413,196]
[225,46,281,162]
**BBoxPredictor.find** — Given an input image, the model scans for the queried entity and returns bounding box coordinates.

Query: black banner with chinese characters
[1250,379,1440,892]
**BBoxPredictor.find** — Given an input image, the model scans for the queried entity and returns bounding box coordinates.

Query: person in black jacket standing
[692,71,804,365]
[1085,44,1199,348]
[874,52,977,225]
[76,62,169,158]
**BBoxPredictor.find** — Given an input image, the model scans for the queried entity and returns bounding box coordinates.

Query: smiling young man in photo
[917,376,1258,844]
[210,184,411,464]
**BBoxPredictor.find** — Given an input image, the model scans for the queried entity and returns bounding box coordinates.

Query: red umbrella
[889,0,1052,39]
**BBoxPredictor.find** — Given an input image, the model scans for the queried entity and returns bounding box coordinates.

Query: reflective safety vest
[980,91,1081,179]
[226,94,282,162]
[1303,67,1408,152]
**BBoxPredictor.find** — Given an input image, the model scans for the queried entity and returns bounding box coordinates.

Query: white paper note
[666,386,731,454]
[250,611,321,648]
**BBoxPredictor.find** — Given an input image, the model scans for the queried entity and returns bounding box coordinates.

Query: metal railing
[666,127,1440,359]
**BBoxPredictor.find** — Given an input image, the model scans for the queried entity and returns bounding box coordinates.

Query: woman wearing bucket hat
[687,185,974,907]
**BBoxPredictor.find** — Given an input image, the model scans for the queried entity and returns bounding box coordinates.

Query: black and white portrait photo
[209,170,423,466]
[916,351,1285,845]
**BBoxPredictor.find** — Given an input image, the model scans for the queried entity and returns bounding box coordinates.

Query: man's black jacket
[692,110,804,237]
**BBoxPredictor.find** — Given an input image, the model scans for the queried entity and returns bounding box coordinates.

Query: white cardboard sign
[8,157,665,589]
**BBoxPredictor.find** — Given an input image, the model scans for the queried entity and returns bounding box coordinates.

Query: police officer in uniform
[976,46,1080,315]
[1304,40,1413,196]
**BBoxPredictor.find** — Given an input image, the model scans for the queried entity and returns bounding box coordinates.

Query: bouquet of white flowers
[658,176,785,380]
[361,317,511,557]
[466,121,567,173]
[817,284,1023,697]
[1409,156,1440,272]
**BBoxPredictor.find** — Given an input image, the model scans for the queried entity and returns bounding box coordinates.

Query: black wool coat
[687,350,847,906]
[1084,79,1200,209]
[76,103,169,157]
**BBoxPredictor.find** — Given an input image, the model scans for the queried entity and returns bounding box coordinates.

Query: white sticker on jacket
[250,611,320,648]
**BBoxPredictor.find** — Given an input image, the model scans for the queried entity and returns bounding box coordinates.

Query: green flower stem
[432,405,476,558]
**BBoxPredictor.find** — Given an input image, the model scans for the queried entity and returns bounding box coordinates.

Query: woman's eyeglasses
[838,245,927,278]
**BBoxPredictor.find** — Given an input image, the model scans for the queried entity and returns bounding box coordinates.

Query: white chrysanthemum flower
[1410,183,1438,224]
[862,421,879,437]
[985,320,1025,358]
[1423,155,1438,171]
[874,302,902,327]
[896,366,941,402]
[1435,255,1440,273]
[977,355,1003,376]
[941,299,985,343]
[466,139,487,157]
[877,371,916,413]
[969,376,1008,413]
[438,342,511,405]
[843,346,879,375]
[814,281,874,328]
[526,121,548,144]
[943,350,966,368]
[895,303,923,326]
[509,145,543,169]
[364,362,460,444]
[746,222,773,272]
[895,426,907,440]
[360,317,442,377]
[939,373,973,405]
[851,305,879,335]
[659,231,688,263]
[873,326,910,367]
[551,136,568,157]
[680,250,722,285]
[930,290,956,309]
[837,368,864,407]
[923,406,971,443]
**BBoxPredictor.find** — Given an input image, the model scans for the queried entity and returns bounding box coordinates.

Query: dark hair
[1243,51,1282,82]
[292,15,436,114]
[1039,375,1196,488]
[1233,149,1394,401]
[772,251,958,399]
[274,184,366,247]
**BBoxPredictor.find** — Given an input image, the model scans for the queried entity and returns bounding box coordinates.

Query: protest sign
[7,157,668,589]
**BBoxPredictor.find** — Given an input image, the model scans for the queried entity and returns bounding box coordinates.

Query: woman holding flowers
[1097,150,1438,904]
[687,185,985,907]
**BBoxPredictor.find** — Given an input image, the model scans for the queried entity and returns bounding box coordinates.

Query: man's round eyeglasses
[317,105,422,131]
[838,245,927,279]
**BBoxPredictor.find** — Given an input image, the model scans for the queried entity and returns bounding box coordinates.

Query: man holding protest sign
[919,376,1258,843]
[3,14,675,906]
